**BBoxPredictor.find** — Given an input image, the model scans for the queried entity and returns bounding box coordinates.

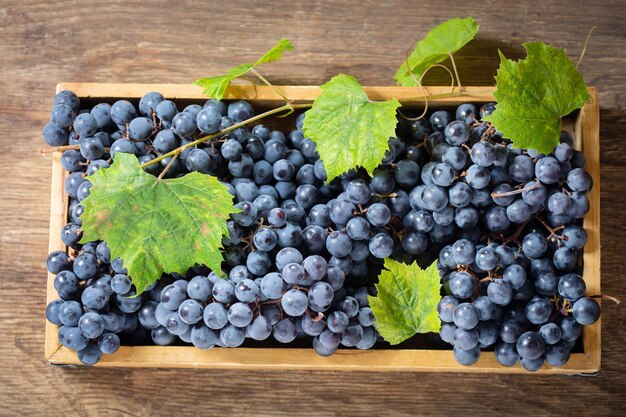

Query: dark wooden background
[1,0,625,415]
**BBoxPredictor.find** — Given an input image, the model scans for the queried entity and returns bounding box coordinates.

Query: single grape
[488,280,513,306]
[453,345,481,366]
[572,297,600,325]
[516,331,545,360]
[273,319,297,343]
[447,271,476,300]
[444,120,470,145]
[525,297,552,325]
[246,316,272,341]
[567,168,592,192]
[369,232,394,259]
[211,279,235,304]
[78,312,105,339]
[281,289,308,317]
[508,155,534,183]
[499,319,524,344]
[558,273,586,301]
[98,332,121,354]
[326,231,353,258]
[545,342,571,367]
[539,322,562,345]
[346,179,372,204]
[453,328,479,350]
[327,311,349,333]
[453,303,479,330]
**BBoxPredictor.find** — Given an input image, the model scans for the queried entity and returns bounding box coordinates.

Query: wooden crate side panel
[45,84,600,373]
[578,88,601,370]
[48,345,598,374]
[45,152,67,359]
[57,83,497,105]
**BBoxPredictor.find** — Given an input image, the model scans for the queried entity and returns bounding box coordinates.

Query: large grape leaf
[395,17,479,86]
[483,42,590,154]
[80,153,237,293]
[302,74,401,182]
[194,38,294,100]
[368,259,441,345]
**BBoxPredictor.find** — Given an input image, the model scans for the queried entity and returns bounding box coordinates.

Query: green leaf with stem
[368,259,441,345]
[302,74,401,182]
[194,38,294,101]
[395,17,479,87]
[80,153,238,293]
[483,42,590,154]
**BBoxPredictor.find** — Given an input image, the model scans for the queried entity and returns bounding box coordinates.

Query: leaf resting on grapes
[302,74,401,182]
[483,42,590,154]
[368,259,441,345]
[194,38,294,101]
[80,153,237,294]
[394,17,479,86]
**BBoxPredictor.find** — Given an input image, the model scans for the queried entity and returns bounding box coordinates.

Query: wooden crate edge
[47,346,599,374]
[44,84,601,372]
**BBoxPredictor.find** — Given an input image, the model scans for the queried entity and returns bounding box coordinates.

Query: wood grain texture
[1,0,625,416]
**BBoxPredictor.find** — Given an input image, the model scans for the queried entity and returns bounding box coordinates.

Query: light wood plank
[44,151,66,360]
[48,346,598,374]
[579,88,601,370]
[57,82,497,105]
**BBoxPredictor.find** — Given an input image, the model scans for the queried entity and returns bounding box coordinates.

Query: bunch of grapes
[44,89,598,370]
[45,91,382,364]
[415,106,598,370]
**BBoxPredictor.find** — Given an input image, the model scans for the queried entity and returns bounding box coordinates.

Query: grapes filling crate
[44,83,601,373]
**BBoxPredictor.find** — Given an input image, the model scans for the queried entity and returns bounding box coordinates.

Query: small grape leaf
[79,153,237,293]
[483,42,590,154]
[395,17,479,86]
[194,38,294,100]
[302,74,401,182]
[368,259,441,345]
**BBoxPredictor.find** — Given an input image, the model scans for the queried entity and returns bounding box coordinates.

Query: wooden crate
[45,84,601,373]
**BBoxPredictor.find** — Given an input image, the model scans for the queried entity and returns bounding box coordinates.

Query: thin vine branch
[491,181,542,198]
[576,26,596,69]
[397,57,459,121]
[448,52,463,92]
[250,68,290,103]
[157,150,179,180]
[141,102,311,168]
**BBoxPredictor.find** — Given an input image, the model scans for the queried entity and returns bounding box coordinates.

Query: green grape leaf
[395,17,479,86]
[368,259,441,345]
[302,74,401,182]
[483,42,590,154]
[194,38,294,100]
[79,153,237,293]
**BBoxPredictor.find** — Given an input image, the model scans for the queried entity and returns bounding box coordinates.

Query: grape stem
[375,193,398,199]
[501,220,530,246]
[590,294,621,304]
[535,216,565,241]
[576,26,596,69]
[307,309,325,322]
[490,181,542,198]
[156,150,180,180]
[397,59,456,122]
[141,102,312,169]
[41,144,113,154]
[448,53,463,92]
[250,68,290,103]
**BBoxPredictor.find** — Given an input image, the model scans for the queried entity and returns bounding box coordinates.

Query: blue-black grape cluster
[414,106,599,370]
[44,90,379,364]
[43,90,598,370]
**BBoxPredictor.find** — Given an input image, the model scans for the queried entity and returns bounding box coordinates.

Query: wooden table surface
[1,1,625,415]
